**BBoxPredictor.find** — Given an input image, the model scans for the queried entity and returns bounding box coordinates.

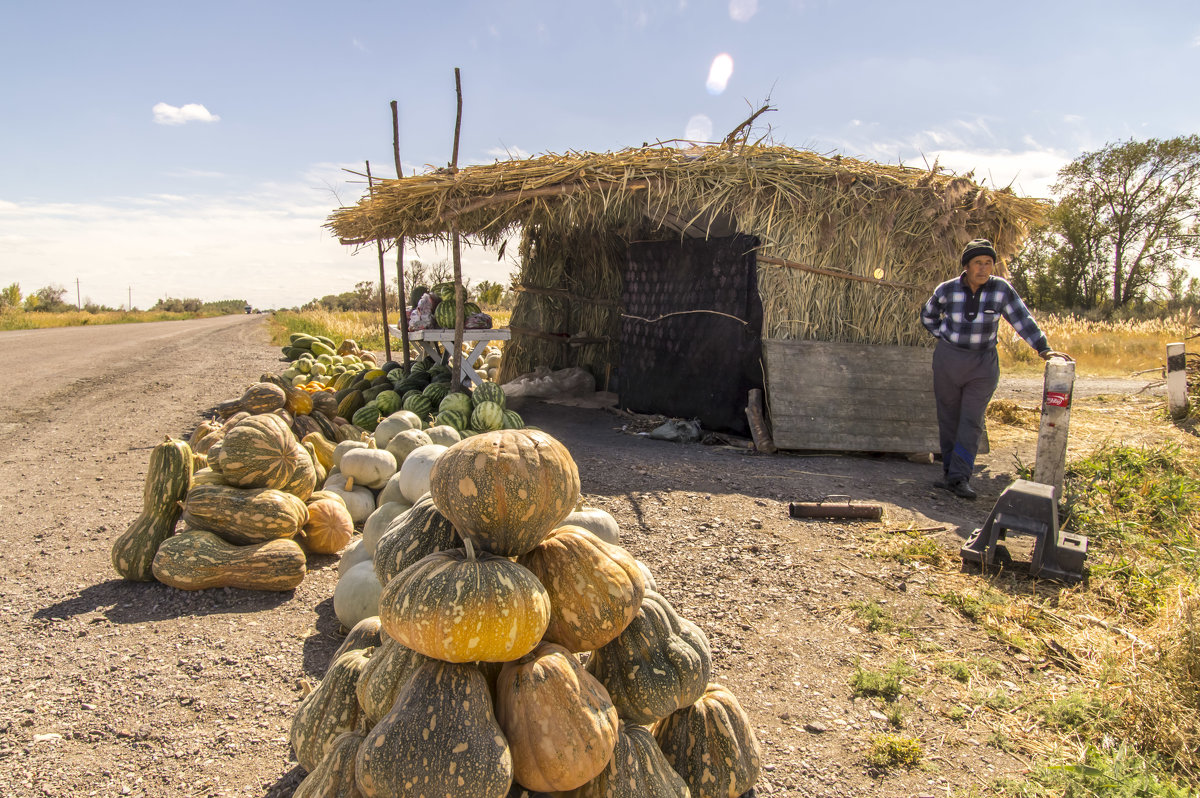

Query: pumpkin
[302,495,354,554]
[290,648,371,772]
[218,413,316,500]
[382,427,431,465]
[291,413,323,443]
[187,419,221,449]
[329,615,382,668]
[424,424,462,447]
[215,381,287,419]
[652,683,762,798]
[292,730,364,798]
[362,501,409,555]
[302,432,337,470]
[495,642,619,792]
[284,384,314,416]
[556,721,691,798]
[429,429,580,557]
[373,470,413,508]
[372,493,459,585]
[333,561,382,631]
[337,538,372,575]
[339,444,396,490]
[395,442,448,504]
[151,529,306,591]
[637,559,659,592]
[332,439,368,469]
[191,468,227,486]
[111,437,194,581]
[379,540,550,663]
[372,411,421,449]
[517,525,645,652]
[355,634,432,726]
[322,472,375,525]
[183,483,308,545]
[587,590,712,725]
[563,504,620,546]
[191,411,249,457]
[355,660,513,798]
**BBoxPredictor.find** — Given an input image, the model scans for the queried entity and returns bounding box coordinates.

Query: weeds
[850,659,912,701]
[848,600,895,633]
[865,734,922,769]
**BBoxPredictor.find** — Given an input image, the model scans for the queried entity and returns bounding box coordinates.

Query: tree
[1053,135,1200,308]
[24,284,71,312]
[0,283,20,309]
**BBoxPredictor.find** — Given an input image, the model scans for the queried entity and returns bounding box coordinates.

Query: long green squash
[111,437,194,581]
[183,483,307,544]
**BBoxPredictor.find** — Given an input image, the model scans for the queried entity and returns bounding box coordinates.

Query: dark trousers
[932,340,999,483]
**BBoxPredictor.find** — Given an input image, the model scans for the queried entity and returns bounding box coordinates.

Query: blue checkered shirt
[921,275,1049,352]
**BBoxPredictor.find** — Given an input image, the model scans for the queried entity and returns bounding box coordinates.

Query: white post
[1166,342,1190,420]
[1034,357,1075,500]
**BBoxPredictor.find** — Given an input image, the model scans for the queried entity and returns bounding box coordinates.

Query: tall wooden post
[365,161,392,362]
[1166,342,1190,420]
[391,100,411,368]
[1034,356,1075,500]
[449,67,466,390]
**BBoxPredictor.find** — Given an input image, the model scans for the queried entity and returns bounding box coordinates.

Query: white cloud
[352,38,369,52]
[920,147,1071,197]
[486,145,532,161]
[685,114,713,142]
[706,53,734,95]
[152,102,220,126]
[729,0,757,22]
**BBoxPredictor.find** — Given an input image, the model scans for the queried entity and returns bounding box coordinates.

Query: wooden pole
[1166,342,1190,420]
[1034,356,1075,499]
[365,161,392,362]
[391,100,411,369]
[745,388,776,454]
[450,67,465,391]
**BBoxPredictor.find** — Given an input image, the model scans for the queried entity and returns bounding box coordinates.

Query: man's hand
[1040,349,1071,361]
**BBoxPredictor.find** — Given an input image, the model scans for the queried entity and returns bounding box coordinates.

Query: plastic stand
[959,479,1087,582]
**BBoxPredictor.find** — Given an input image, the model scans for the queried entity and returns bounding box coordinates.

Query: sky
[1,1,1198,311]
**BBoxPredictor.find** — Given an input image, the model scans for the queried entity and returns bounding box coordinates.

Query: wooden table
[388,327,511,386]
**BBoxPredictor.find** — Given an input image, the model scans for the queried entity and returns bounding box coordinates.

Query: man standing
[920,239,1066,499]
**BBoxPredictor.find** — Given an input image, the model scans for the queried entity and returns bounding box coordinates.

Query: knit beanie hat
[961,238,998,267]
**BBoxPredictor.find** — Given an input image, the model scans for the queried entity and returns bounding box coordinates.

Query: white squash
[332,439,368,469]
[340,446,397,490]
[563,504,620,546]
[397,443,448,503]
[384,428,432,465]
[363,501,410,554]
[424,425,462,447]
[373,411,423,449]
[333,561,381,630]
[323,471,376,524]
[338,538,372,575]
[375,471,409,507]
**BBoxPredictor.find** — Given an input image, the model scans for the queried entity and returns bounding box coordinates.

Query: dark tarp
[618,234,764,435]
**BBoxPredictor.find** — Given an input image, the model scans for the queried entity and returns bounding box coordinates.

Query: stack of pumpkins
[289,428,762,798]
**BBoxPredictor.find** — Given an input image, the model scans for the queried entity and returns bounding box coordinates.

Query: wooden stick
[450,68,465,390]
[390,100,411,368]
[365,160,392,362]
[756,254,922,291]
[745,388,776,453]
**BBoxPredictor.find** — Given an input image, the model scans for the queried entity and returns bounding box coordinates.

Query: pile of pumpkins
[289,428,763,798]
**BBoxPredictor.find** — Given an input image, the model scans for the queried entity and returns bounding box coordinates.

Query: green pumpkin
[372,493,460,585]
[355,635,433,726]
[289,649,372,772]
[556,721,690,798]
[217,413,316,500]
[653,683,762,798]
[292,730,364,798]
[110,437,193,581]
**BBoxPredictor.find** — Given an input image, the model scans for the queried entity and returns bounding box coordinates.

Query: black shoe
[949,480,977,499]
[933,477,951,491]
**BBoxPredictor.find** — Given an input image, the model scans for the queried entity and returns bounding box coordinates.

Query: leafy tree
[0,283,20,308]
[24,284,71,312]
[1053,135,1200,308]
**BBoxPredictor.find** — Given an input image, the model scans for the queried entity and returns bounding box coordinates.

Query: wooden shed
[326,136,1044,451]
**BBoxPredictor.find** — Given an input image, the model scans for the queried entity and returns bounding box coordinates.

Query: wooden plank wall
[764,339,940,453]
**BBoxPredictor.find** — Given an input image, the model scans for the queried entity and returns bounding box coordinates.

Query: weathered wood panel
[764,339,940,453]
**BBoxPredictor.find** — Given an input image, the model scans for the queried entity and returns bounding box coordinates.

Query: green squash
[556,721,691,798]
[183,483,308,545]
[372,494,459,586]
[111,437,194,581]
[653,683,762,798]
[217,413,316,500]
[290,649,372,772]
[292,730,365,798]
[354,634,433,726]
[151,529,306,591]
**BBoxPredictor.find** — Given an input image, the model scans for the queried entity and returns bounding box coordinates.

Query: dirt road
[0,316,1154,797]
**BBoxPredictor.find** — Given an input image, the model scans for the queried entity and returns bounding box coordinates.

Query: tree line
[300,260,517,313]
[0,283,247,315]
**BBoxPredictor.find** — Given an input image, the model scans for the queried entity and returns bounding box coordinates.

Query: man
[920,238,1066,499]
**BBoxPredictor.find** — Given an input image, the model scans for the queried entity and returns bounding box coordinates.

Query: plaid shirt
[921,275,1049,352]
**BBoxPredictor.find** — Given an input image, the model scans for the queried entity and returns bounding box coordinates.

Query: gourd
[373,471,411,509]
[636,559,658,592]
[191,411,249,458]
[652,683,762,798]
[310,390,339,420]
[217,413,316,501]
[563,503,620,546]
[289,648,371,772]
[355,634,432,726]
[151,529,306,591]
[355,660,513,798]
[395,443,447,504]
[429,429,580,557]
[322,472,375,525]
[372,494,459,585]
[372,411,421,449]
[284,384,314,416]
[301,494,354,554]
[382,427,431,465]
[331,439,368,469]
[495,642,619,792]
[111,437,194,581]
[328,615,382,667]
[362,501,409,555]
[292,729,364,798]
[556,721,690,798]
[517,525,645,652]
[333,561,381,630]
[586,590,712,725]
[339,442,396,490]
[302,432,337,471]
[379,540,550,663]
[183,484,308,544]
[337,538,372,575]
[424,424,462,447]
[215,381,287,419]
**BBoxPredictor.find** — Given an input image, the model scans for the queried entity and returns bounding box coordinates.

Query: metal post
[1166,342,1190,420]
[1034,357,1075,499]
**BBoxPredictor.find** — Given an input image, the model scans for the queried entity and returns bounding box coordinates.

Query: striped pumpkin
[150,529,306,591]
[183,483,308,545]
[217,413,315,500]
[652,683,762,798]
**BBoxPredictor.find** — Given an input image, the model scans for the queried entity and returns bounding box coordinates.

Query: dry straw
[327,142,1047,376]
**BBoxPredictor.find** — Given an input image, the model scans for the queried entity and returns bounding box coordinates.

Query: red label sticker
[1044,391,1071,408]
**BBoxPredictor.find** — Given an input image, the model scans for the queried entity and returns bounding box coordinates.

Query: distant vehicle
[244,304,252,314]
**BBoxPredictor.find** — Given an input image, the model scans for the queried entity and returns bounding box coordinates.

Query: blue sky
[1,1,1198,310]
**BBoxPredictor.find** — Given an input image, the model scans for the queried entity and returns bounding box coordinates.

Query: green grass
[850,659,912,701]
[992,745,1198,798]
[865,734,922,769]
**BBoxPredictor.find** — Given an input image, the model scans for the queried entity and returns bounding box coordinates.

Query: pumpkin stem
[463,537,476,561]
[345,476,355,491]
[367,437,377,449]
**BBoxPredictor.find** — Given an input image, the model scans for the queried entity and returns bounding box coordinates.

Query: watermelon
[435,409,469,432]
[501,409,524,429]
[422,382,450,408]
[403,393,433,420]
[374,390,402,416]
[428,364,453,382]
[438,391,473,417]
[352,404,382,432]
[434,300,457,329]
[430,282,456,301]
[472,381,505,409]
[469,401,504,432]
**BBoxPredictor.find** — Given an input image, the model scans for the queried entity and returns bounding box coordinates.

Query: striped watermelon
[435,409,468,432]
[352,404,382,432]
[428,364,453,382]
[501,409,524,429]
[469,401,504,432]
[433,300,456,329]
[472,381,505,409]
[422,382,450,408]
[438,391,473,417]
[403,393,433,420]
[374,389,402,416]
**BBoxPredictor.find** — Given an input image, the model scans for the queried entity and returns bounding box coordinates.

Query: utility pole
[128,287,132,312]
[75,278,81,310]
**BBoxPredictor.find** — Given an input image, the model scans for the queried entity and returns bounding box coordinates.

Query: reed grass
[997,311,1196,376]
[0,308,222,330]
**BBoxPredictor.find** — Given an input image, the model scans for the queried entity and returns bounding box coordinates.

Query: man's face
[965,254,994,291]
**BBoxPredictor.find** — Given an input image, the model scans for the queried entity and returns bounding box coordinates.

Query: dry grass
[0,308,217,329]
[998,311,1197,376]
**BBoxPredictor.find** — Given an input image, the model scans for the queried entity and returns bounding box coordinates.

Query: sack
[464,312,493,330]
[647,418,702,443]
